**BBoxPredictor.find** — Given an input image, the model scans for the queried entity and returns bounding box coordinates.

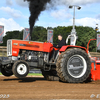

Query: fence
[0,46,7,57]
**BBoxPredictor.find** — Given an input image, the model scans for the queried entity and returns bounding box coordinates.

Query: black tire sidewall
[12,60,29,78]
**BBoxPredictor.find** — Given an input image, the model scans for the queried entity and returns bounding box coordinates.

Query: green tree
[0,31,23,46]
[31,26,47,42]
[76,26,97,52]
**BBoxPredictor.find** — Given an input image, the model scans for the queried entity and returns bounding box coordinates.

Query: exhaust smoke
[24,0,51,40]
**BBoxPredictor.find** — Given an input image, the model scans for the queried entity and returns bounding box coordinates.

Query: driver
[52,34,66,62]
[56,34,66,48]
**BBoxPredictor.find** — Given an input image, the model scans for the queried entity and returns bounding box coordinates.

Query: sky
[0,0,100,34]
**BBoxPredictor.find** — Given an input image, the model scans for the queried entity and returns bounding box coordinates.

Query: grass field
[28,73,42,76]
[0,73,42,76]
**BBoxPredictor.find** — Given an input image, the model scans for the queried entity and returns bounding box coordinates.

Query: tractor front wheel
[12,60,29,78]
[1,67,13,77]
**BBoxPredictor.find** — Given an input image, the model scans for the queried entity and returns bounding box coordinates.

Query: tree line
[0,26,99,52]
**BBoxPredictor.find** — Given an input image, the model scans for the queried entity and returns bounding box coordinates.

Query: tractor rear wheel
[56,48,91,83]
[41,69,59,81]
[12,60,29,78]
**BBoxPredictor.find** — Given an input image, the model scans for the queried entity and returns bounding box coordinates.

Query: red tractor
[0,34,92,83]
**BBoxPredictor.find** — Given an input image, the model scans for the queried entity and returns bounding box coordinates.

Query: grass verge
[28,73,42,76]
[0,73,42,76]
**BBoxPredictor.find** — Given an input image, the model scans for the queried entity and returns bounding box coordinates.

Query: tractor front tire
[12,60,29,78]
[1,67,13,77]
[56,48,91,83]
[41,69,59,81]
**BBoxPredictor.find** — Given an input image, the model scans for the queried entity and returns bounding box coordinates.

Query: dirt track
[0,76,100,100]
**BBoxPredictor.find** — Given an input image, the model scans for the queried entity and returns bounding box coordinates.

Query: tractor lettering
[13,51,17,54]
[69,65,84,70]
[26,45,39,48]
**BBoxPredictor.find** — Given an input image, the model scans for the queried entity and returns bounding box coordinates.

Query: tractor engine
[20,50,48,63]
[20,50,42,61]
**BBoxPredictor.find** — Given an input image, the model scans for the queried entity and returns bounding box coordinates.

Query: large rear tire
[12,60,29,78]
[41,69,59,81]
[56,48,91,83]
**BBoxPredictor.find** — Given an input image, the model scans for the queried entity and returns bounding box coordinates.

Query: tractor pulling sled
[0,30,100,83]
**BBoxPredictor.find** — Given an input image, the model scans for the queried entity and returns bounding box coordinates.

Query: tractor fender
[59,45,88,53]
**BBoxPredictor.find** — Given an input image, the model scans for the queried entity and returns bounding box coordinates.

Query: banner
[0,25,4,43]
[47,30,53,43]
[97,34,100,50]
[23,28,30,40]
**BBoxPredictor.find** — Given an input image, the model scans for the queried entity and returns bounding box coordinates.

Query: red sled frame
[87,39,100,81]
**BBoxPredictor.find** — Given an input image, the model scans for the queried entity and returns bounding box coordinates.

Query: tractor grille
[7,40,12,56]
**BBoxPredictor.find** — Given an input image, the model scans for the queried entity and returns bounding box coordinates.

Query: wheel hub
[67,55,87,78]
[17,64,27,75]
